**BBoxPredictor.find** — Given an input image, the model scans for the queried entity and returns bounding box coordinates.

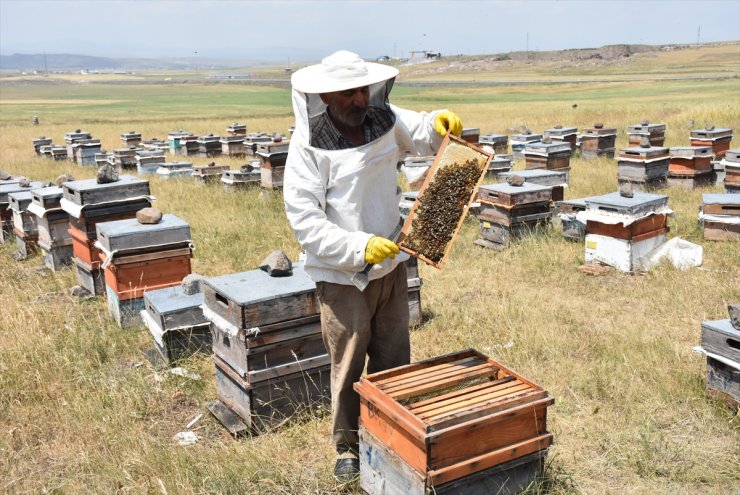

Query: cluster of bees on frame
[402,158,484,262]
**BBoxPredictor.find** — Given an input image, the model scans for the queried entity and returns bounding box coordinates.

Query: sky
[1,0,739,63]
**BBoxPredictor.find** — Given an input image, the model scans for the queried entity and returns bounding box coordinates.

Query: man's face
[320,86,369,128]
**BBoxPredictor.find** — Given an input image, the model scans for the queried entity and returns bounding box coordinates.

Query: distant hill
[0,53,247,71]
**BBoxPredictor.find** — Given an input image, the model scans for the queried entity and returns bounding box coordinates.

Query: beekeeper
[284,50,462,481]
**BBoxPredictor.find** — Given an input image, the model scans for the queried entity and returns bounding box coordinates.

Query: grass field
[1,44,739,494]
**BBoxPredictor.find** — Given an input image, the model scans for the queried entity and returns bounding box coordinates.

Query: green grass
[1,44,739,494]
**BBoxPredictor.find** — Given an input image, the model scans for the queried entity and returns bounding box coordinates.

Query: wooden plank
[702,203,740,216]
[379,358,488,392]
[429,397,554,440]
[359,398,428,475]
[417,382,530,420]
[387,365,498,401]
[427,433,552,486]
[246,354,331,384]
[354,382,427,440]
[408,376,515,412]
[374,355,483,388]
[427,389,548,428]
[427,407,548,471]
[363,349,482,384]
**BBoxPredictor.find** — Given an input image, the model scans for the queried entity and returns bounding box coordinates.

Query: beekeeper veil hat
[291,50,399,94]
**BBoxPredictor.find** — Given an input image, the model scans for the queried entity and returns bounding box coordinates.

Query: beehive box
[627,122,666,147]
[9,191,37,237]
[691,127,733,159]
[74,258,105,295]
[496,169,568,187]
[354,349,553,488]
[221,136,246,156]
[701,319,740,364]
[210,354,331,433]
[96,214,190,252]
[523,141,572,171]
[617,145,670,184]
[210,314,328,384]
[106,285,145,328]
[141,285,211,364]
[156,162,193,179]
[478,133,508,154]
[544,125,578,151]
[398,134,491,268]
[203,263,319,332]
[510,133,542,159]
[227,123,247,136]
[585,233,666,272]
[222,168,261,191]
[67,198,152,238]
[669,146,713,175]
[101,245,192,300]
[120,131,142,147]
[478,182,552,208]
[33,136,53,154]
[667,172,713,190]
[581,124,617,158]
[62,176,150,206]
[585,191,669,217]
[460,128,480,144]
[556,198,590,241]
[401,156,435,190]
[360,427,546,495]
[38,240,73,271]
[706,357,739,408]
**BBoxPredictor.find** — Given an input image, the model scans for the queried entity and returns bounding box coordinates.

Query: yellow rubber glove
[365,236,400,264]
[433,111,463,137]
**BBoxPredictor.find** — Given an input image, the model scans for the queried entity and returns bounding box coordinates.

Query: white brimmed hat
[291,50,399,94]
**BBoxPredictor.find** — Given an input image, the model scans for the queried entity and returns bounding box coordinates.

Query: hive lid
[96,214,191,251]
[669,146,712,158]
[204,262,315,305]
[63,175,147,194]
[479,133,508,143]
[523,141,572,154]
[498,169,567,180]
[701,319,740,339]
[585,191,669,215]
[0,182,45,202]
[144,285,205,313]
[703,193,740,206]
[220,135,246,143]
[582,126,616,136]
[544,126,577,136]
[492,154,513,162]
[157,162,193,169]
[618,146,669,160]
[627,123,666,133]
[31,186,63,201]
[511,133,543,141]
[479,182,552,195]
[8,190,34,209]
[690,128,732,139]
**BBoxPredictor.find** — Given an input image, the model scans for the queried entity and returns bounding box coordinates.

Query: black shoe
[333,457,360,482]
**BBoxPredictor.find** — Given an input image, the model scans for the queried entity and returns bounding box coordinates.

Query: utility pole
[43,51,48,76]
[525,32,529,63]
[697,26,701,45]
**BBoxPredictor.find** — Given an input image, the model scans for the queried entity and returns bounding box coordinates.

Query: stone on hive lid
[55,173,75,186]
[619,181,634,198]
[259,250,293,277]
[0,170,11,180]
[97,162,120,184]
[137,207,162,224]
[506,175,525,187]
[594,122,604,129]
[641,119,650,126]
[181,273,206,296]
[729,303,740,330]
[18,177,31,187]
[639,137,651,148]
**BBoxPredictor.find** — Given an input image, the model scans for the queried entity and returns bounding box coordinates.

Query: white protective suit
[283,76,446,285]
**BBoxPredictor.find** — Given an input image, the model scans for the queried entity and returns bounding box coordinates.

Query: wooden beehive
[544,126,578,152]
[398,134,491,268]
[142,285,211,364]
[221,136,246,156]
[701,193,740,240]
[354,349,553,488]
[627,122,666,147]
[62,176,150,206]
[203,263,318,331]
[669,146,713,175]
[102,245,192,300]
[478,182,552,208]
[478,133,508,154]
[691,127,733,159]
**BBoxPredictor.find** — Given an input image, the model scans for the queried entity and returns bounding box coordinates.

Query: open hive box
[354,349,554,489]
[399,134,491,268]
